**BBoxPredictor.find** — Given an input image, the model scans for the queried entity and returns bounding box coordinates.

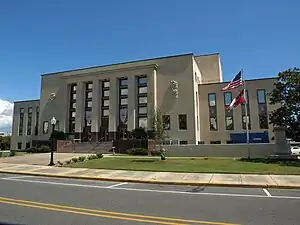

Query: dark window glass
[162,115,171,130]
[257,89,266,104]
[138,77,147,85]
[259,115,269,129]
[210,117,217,131]
[26,142,30,149]
[224,92,232,106]
[17,143,22,150]
[208,93,216,107]
[178,114,187,130]
[225,116,234,130]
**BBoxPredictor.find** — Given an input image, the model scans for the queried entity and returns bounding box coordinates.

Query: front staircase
[57,140,113,153]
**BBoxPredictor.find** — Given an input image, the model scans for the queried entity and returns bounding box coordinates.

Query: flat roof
[42,53,195,76]
[14,99,40,104]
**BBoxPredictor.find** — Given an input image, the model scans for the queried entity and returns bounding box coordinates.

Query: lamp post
[48,117,56,166]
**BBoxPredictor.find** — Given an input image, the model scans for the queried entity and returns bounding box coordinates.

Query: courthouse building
[11,53,278,150]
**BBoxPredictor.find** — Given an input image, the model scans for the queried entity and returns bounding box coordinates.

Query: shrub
[96,153,103,159]
[78,156,86,162]
[57,161,63,166]
[26,145,51,153]
[71,157,78,163]
[150,150,161,156]
[9,151,16,157]
[127,148,148,156]
[87,155,98,160]
[65,160,72,164]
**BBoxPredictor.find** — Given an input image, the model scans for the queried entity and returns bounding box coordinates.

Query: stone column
[147,68,157,129]
[127,75,136,131]
[91,79,100,141]
[108,77,117,140]
[273,126,290,155]
[75,82,84,139]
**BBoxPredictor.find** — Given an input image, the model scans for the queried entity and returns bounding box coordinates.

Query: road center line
[263,189,272,197]
[1,177,300,200]
[106,182,128,188]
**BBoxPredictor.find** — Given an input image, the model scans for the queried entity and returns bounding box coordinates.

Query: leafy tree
[269,68,300,141]
[0,136,11,150]
[131,127,147,139]
[150,109,169,160]
[49,131,66,140]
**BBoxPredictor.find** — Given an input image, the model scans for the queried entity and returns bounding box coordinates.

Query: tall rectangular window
[224,92,234,130]
[137,76,148,129]
[162,115,171,130]
[257,89,268,129]
[35,107,39,135]
[18,108,24,136]
[208,93,217,131]
[241,90,251,130]
[84,82,93,132]
[27,107,32,135]
[178,114,187,130]
[69,83,77,133]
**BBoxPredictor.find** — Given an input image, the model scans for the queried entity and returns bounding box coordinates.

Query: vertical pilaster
[127,75,136,131]
[147,69,157,128]
[109,77,117,133]
[75,82,84,138]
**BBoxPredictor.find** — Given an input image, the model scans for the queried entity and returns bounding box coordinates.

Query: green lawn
[68,157,300,175]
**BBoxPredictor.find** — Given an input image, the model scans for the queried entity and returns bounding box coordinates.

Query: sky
[0,0,299,131]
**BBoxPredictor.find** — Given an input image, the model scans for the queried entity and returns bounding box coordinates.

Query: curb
[1,170,300,189]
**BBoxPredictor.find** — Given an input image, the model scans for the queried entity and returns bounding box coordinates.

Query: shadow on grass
[239,158,300,167]
[131,159,158,163]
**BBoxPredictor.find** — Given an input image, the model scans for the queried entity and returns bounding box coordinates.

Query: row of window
[18,107,39,136]
[162,114,188,130]
[208,89,269,131]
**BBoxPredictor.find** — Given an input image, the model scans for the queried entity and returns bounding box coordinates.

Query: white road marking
[4,175,34,179]
[106,182,128,188]
[1,177,300,200]
[263,188,272,197]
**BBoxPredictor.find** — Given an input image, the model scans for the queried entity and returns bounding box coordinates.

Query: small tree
[269,68,300,141]
[150,109,169,160]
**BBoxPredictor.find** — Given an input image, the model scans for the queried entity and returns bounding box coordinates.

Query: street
[0,173,300,225]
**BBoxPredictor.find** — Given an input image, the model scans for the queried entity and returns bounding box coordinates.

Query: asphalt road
[0,173,300,225]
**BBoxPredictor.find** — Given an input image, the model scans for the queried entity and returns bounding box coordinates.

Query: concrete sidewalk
[0,162,300,189]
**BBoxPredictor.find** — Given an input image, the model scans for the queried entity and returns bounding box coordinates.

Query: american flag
[221,71,243,91]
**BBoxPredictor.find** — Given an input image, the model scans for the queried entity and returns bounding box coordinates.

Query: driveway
[0,153,90,165]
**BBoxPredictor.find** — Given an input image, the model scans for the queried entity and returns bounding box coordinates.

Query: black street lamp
[48,117,57,166]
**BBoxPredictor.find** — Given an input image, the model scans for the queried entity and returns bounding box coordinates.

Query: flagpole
[241,69,250,158]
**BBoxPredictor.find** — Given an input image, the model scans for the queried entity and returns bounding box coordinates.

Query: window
[35,107,39,136]
[43,121,49,134]
[120,79,128,86]
[224,92,232,106]
[162,115,171,130]
[71,111,76,118]
[178,114,187,130]
[138,107,147,114]
[138,96,147,104]
[120,88,128,96]
[208,93,216,107]
[17,143,22,150]
[27,117,32,135]
[36,107,39,113]
[71,84,77,92]
[257,89,266,104]
[87,92,92,99]
[20,108,24,113]
[259,115,269,129]
[72,93,76,100]
[103,90,110,97]
[225,116,234,130]
[72,102,76,109]
[55,120,60,131]
[138,86,147,94]
[69,120,75,133]
[86,83,93,90]
[120,98,128,106]
[138,117,148,129]
[103,109,109,116]
[138,77,147,85]
[86,101,92,108]
[180,140,188,145]
[103,81,110,88]
[28,107,32,113]
[103,100,109,107]
[26,142,30,149]
[19,108,24,136]
[210,117,217,131]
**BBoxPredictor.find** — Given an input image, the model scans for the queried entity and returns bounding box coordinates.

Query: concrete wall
[164,144,276,158]
[198,78,279,144]
[11,100,40,150]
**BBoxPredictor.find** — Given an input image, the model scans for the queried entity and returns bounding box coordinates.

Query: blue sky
[0,0,299,102]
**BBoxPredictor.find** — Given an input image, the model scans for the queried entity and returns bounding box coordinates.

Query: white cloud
[0,99,14,131]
